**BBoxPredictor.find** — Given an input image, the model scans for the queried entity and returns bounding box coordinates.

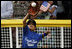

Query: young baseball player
[22,13,50,48]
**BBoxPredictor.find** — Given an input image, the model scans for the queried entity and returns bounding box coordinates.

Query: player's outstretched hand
[45,29,51,35]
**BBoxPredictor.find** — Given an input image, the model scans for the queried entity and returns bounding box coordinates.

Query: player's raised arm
[42,30,51,38]
[23,13,29,28]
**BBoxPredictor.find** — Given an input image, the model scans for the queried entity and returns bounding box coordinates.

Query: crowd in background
[13,1,71,19]
[1,1,71,19]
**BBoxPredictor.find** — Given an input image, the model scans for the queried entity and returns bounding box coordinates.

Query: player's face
[28,22,36,31]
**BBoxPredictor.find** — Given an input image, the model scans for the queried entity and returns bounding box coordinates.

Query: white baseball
[31,2,36,7]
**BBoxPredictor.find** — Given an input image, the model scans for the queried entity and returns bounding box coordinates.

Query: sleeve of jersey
[38,33,43,41]
[23,25,29,36]
[38,33,47,41]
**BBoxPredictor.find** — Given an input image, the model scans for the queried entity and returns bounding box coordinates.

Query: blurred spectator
[45,1,58,19]
[36,1,58,19]
[34,1,51,19]
[57,1,71,19]
[1,1,13,19]
[56,1,65,19]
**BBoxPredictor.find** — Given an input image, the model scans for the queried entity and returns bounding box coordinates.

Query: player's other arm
[42,30,51,38]
[23,13,29,28]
